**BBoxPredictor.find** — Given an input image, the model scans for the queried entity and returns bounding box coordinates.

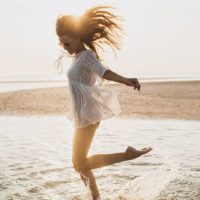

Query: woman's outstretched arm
[103,69,141,91]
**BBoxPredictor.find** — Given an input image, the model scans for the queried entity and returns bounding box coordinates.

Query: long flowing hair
[55,5,125,60]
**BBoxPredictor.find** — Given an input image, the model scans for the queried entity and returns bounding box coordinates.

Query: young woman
[54,5,152,200]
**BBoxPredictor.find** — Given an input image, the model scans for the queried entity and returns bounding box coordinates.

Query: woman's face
[58,34,81,55]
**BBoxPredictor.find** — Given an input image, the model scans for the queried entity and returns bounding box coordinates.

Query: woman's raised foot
[125,146,152,160]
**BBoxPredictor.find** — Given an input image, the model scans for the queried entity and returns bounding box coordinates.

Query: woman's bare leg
[87,152,128,170]
[72,121,152,199]
[87,146,152,170]
[72,121,101,200]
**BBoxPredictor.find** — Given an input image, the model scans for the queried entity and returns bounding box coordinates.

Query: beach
[0,80,200,121]
[1,80,200,199]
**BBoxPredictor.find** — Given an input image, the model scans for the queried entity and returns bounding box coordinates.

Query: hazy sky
[0,0,200,79]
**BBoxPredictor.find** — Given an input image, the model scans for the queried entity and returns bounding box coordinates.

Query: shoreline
[0,80,200,121]
[1,112,200,123]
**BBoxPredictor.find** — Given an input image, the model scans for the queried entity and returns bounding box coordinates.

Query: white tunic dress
[54,49,122,128]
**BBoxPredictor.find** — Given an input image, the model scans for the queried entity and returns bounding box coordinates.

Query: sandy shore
[0,80,200,121]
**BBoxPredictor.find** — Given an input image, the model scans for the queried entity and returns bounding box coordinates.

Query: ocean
[0,116,199,200]
[0,75,200,94]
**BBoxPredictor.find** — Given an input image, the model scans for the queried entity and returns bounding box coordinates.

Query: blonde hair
[55,5,124,60]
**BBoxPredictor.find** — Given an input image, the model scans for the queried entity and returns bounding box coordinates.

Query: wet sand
[0,80,200,121]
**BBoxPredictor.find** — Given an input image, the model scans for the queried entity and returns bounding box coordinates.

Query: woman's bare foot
[125,146,153,160]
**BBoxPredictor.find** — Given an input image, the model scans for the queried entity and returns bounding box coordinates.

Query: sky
[0,0,200,80]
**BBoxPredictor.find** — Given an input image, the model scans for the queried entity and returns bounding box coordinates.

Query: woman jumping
[54,5,153,200]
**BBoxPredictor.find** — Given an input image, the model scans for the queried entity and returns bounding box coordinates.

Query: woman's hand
[102,70,141,91]
[125,78,141,91]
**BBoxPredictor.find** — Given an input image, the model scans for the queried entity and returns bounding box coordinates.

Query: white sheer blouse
[54,49,122,128]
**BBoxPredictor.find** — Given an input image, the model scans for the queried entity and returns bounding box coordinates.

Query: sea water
[0,116,199,200]
[1,75,200,93]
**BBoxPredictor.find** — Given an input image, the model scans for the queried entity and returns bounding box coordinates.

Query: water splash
[78,172,94,200]
[116,153,180,200]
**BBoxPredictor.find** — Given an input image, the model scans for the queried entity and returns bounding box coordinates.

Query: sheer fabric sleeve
[84,50,110,78]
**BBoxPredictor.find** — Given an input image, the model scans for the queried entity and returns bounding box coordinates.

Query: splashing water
[117,155,180,200]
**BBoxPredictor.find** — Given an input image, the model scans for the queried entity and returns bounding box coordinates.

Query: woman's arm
[103,69,141,91]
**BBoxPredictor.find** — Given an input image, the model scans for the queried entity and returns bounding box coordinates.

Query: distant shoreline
[1,78,200,94]
[0,76,200,84]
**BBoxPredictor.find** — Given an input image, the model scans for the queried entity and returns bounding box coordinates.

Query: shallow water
[1,77,200,93]
[0,116,200,200]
